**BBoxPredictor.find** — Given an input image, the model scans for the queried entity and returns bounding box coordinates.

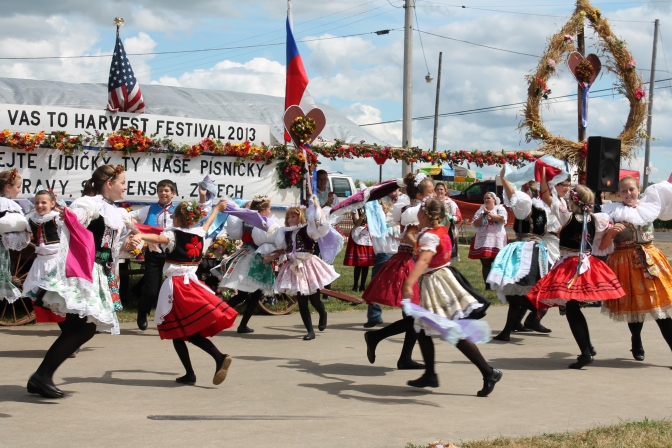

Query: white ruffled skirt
[275,253,340,296]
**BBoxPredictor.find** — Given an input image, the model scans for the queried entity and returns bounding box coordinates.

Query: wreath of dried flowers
[520,0,648,166]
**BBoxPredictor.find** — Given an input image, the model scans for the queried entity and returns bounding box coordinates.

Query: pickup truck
[449,180,503,204]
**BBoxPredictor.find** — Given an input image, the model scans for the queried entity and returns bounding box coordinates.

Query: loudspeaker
[586,136,620,192]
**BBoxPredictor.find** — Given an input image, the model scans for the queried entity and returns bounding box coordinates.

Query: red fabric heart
[567,52,601,88]
[283,105,326,149]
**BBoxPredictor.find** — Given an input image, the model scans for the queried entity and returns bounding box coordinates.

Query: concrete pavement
[1,306,671,447]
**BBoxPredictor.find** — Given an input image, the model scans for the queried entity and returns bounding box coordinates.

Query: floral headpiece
[7,168,18,185]
[419,195,433,212]
[252,195,270,203]
[112,164,125,179]
[569,189,593,212]
[181,200,204,227]
[413,172,427,187]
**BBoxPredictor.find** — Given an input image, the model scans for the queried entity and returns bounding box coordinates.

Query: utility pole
[643,19,659,188]
[401,0,414,176]
[432,51,443,152]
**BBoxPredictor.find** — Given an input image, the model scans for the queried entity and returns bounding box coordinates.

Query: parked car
[449,180,503,204]
[327,172,356,200]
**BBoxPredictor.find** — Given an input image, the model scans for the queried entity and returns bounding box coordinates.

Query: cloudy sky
[1,0,671,183]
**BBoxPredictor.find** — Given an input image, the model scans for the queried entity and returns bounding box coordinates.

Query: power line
[418,30,541,58]
[414,5,431,75]
[361,77,672,126]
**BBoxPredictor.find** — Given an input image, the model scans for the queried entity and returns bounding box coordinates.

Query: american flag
[107,30,145,113]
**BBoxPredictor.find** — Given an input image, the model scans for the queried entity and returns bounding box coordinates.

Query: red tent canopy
[619,169,640,182]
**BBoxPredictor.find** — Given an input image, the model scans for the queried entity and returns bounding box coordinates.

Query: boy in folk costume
[129,179,177,330]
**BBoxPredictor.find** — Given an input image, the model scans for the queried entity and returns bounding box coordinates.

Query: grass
[115,240,502,323]
[406,418,672,448]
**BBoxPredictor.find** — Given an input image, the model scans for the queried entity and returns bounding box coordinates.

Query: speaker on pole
[586,136,620,192]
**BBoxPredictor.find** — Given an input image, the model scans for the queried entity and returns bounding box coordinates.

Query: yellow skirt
[602,244,672,322]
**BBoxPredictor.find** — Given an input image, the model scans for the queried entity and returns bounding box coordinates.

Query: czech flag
[284,0,315,142]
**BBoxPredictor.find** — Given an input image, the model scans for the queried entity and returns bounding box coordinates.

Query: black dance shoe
[513,322,531,332]
[568,354,594,369]
[136,312,148,331]
[631,348,645,361]
[407,373,439,388]
[397,360,425,370]
[213,355,232,385]
[363,319,383,328]
[318,312,327,332]
[524,315,552,333]
[590,346,597,357]
[27,375,63,399]
[476,368,502,397]
[493,332,511,342]
[237,326,254,334]
[364,332,377,364]
[176,374,196,385]
[303,332,315,341]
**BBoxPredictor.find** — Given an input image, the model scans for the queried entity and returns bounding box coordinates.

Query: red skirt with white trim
[157,277,238,341]
[527,254,625,310]
[468,238,502,259]
[343,236,375,267]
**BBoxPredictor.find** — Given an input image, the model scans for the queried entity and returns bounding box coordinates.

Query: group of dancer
[2,158,672,399]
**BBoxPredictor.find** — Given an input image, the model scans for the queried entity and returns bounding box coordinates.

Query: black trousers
[139,251,166,315]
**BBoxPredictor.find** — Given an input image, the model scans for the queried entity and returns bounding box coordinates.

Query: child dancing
[266,197,339,340]
[131,201,238,385]
[402,198,500,396]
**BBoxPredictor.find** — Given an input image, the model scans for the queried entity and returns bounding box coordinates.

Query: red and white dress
[527,212,625,309]
[468,204,508,259]
[155,227,237,340]
[343,210,375,267]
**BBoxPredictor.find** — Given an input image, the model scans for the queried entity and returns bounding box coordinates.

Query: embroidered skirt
[156,275,237,340]
[343,234,375,267]
[601,244,672,322]
[212,246,275,296]
[527,254,625,309]
[274,254,340,296]
[487,240,549,302]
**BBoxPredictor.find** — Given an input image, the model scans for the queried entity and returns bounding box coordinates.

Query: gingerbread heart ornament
[283,105,326,149]
[567,52,601,88]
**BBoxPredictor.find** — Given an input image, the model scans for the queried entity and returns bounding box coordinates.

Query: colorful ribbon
[581,83,590,132]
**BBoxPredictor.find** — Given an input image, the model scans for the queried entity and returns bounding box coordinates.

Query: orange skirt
[602,244,672,323]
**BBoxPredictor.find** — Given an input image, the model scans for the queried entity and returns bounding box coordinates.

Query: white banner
[5,147,300,205]
[0,104,270,145]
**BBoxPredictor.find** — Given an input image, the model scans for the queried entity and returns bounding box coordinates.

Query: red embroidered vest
[420,226,452,269]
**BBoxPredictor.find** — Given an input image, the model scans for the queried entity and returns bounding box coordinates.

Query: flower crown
[569,189,593,212]
[181,200,204,227]
[7,168,18,186]
[413,172,427,187]
[252,195,270,202]
[112,164,125,179]
[419,195,432,211]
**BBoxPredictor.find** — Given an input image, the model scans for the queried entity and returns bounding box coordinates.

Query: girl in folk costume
[27,165,133,398]
[265,197,339,340]
[131,201,238,386]
[212,196,279,334]
[401,198,500,396]
[599,177,672,361]
[527,173,625,369]
[489,166,557,342]
[435,181,462,260]
[362,172,432,369]
[22,190,64,324]
[0,169,31,304]
[343,205,375,292]
[468,192,508,289]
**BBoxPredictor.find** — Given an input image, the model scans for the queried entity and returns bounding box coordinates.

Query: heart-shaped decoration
[283,105,326,149]
[567,52,601,88]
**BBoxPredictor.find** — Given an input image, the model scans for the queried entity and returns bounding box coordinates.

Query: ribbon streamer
[581,83,590,132]
[568,209,590,289]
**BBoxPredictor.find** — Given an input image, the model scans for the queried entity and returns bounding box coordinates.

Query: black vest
[88,216,116,265]
[165,230,203,265]
[285,226,315,253]
[559,214,595,251]
[30,218,60,245]
[514,206,547,238]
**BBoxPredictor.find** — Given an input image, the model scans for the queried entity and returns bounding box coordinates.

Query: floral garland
[204,237,241,259]
[520,0,648,166]
[290,116,316,144]
[0,129,538,189]
[0,130,45,152]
